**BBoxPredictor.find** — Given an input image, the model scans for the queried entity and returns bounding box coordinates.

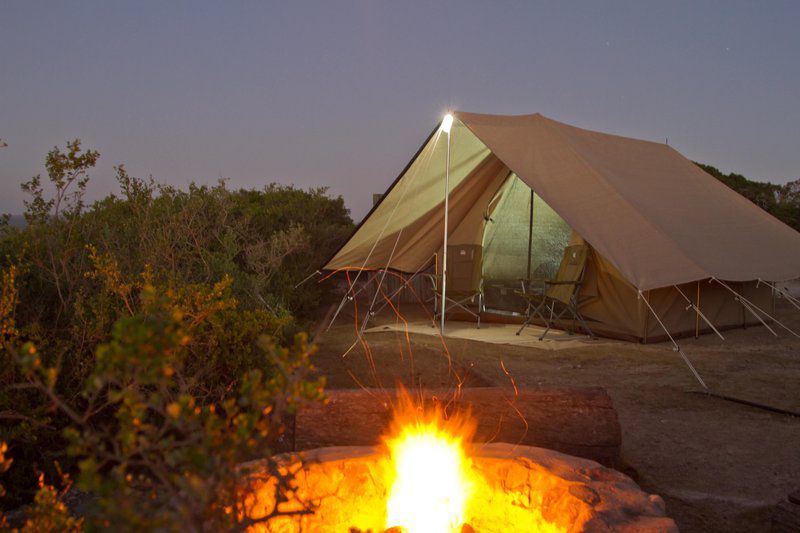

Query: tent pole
[294,269,321,289]
[440,123,451,333]
[360,224,407,336]
[673,284,724,340]
[359,268,392,337]
[713,278,777,336]
[638,290,708,389]
[526,189,534,282]
[713,278,799,338]
[695,282,701,338]
[759,279,800,311]
[363,254,436,331]
[327,271,377,331]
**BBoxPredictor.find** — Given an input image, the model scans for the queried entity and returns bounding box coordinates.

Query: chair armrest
[519,277,549,293]
[516,291,546,304]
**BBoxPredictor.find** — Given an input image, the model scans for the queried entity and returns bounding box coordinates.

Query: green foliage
[0,139,346,526]
[696,162,800,231]
[3,262,324,530]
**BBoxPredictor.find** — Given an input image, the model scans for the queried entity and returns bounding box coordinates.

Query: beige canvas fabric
[324,120,498,273]
[325,111,800,294]
[576,250,771,341]
[455,112,800,290]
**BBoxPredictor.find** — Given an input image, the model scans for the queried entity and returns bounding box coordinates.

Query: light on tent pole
[440,113,454,333]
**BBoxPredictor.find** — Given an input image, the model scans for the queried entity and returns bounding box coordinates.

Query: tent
[323,112,800,343]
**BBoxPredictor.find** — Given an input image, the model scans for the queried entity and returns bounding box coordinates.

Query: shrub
[2,261,324,530]
[0,139,347,524]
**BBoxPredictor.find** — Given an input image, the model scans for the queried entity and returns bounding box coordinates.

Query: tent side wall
[578,250,775,342]
[641,281,773,342]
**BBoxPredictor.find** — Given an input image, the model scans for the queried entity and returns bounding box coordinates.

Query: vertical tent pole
[695,282,701,338]
[526,189,534,283]
[713,278,799,338]
[674,284,724,340]
[440,114,453,333]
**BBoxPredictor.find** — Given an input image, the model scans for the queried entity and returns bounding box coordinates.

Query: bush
[0,139,348,527]
[2,266,324,529]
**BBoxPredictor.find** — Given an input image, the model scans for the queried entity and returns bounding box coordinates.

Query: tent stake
[638,290,708,389]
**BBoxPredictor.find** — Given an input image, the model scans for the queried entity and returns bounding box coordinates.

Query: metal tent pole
[673,284,725,340]
[638,289,708,389]
[759,279,800,311]
[440,114,453,333]
[713,278,799,338]
[526,189,534,283]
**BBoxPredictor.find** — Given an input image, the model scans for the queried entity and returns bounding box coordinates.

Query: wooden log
[293,387,621,466]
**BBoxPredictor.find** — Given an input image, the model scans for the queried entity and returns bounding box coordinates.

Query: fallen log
[292,387,621,466]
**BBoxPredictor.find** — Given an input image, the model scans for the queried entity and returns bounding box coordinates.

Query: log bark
[292,387,621,466]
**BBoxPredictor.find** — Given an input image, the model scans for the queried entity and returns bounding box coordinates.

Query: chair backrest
[546,244,589,304]
[445,244,482,294]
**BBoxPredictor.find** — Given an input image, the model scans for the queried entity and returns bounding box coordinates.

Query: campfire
[382,393,478,532]
[244,392,676,532]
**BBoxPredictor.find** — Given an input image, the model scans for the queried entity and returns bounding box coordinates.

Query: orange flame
[382,391,477,533]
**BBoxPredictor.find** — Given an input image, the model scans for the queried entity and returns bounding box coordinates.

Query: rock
[240,443,676,532]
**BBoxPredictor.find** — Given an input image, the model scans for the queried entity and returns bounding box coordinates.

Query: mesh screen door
[481,174,572,311]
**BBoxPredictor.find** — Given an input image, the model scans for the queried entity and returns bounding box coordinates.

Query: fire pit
[243,444,675,532]
[243,391,674,532]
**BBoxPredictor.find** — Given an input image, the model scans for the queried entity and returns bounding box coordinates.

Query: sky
[1,1,799,221]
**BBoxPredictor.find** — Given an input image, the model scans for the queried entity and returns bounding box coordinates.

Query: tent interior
[323,113,799,343]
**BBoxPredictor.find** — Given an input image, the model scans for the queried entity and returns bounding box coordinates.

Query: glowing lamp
[441,113,454,134]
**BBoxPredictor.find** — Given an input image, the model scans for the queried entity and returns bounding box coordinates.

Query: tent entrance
[481,173,573,313]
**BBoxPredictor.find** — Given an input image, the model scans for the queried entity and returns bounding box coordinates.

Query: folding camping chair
[427,244,484,328]
[515,243,595,340]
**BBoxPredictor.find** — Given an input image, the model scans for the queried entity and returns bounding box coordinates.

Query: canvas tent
[323,112,800,342]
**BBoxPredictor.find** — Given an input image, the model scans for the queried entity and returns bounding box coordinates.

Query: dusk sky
[2,1,799,221]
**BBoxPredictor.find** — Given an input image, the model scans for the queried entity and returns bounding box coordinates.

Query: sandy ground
[310,299,800,532]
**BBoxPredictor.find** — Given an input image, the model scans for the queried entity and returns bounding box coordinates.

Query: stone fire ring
[243,443,677,532]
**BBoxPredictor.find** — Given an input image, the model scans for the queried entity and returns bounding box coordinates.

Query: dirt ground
[310,300,800,532]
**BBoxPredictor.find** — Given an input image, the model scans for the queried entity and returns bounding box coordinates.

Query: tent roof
[325,112,800,290]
